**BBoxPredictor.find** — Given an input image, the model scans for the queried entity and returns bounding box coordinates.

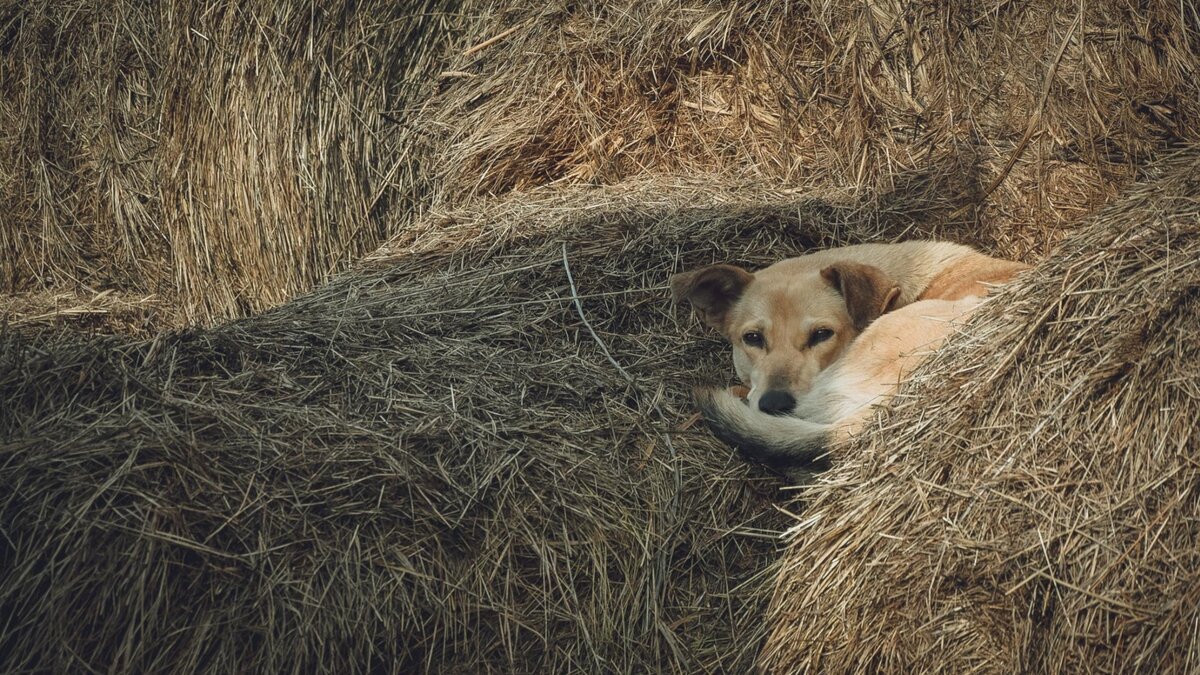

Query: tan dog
[671,241,1026,468]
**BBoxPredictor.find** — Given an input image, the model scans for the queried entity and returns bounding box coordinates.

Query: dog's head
[671,259,901,415]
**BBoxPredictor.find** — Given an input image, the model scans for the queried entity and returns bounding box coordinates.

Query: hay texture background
[761,150,1200,673]
[4,0,1200,328]
[4,0,1200,672]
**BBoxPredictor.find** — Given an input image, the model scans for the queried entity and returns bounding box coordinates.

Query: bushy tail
[695,387,834,469]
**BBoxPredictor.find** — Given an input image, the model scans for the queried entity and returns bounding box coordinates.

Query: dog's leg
[696,387,834,468]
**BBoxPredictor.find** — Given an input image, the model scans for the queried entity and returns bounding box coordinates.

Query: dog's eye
[742,331,765,348]
[809,328,834,346]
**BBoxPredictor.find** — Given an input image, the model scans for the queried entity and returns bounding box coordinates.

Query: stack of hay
[418,0,1199,256]
[5,0,1199,328]
[4,0,1200,672]
[1,0,467,326]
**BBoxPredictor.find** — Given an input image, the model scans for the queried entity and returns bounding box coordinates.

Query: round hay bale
[0,182,952,673]
[759,149,1200,673]
[425,0,1200,255]
[0,0,468,326]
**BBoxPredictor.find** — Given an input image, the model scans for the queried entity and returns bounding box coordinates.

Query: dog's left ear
[670,264,754,331]
[820,262,902,330]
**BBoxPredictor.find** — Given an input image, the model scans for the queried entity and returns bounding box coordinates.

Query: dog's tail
[695,387,834,469]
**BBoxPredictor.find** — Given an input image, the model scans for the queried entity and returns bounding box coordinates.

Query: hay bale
[0,0,467,325]
[759,148,1200,673]
[427,0,1200,254]
[0,181,952,673]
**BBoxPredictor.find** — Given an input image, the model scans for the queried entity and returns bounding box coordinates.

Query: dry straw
[3,0,1200,672]
[760,148,1200,674]
[424,0,1199,256]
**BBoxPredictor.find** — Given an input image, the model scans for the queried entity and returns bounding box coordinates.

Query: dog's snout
[757,390,796,416]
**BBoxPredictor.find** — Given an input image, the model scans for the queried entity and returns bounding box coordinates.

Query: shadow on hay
[0,193,959,673]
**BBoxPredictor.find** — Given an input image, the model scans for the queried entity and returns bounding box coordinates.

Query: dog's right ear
[670,264,754,331]
[820,261,902,330]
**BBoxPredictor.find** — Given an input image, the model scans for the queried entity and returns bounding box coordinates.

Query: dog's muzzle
[757,390,796,416]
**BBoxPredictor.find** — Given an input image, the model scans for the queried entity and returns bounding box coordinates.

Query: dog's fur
[672,241,1026,468]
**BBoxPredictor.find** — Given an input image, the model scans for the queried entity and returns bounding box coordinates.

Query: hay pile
[5,0,1199,328]
[0,183,942,673]
[5,0,1200,670]
[760,149,1200,673]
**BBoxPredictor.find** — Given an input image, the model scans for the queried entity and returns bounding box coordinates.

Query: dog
[671,241,1027,468]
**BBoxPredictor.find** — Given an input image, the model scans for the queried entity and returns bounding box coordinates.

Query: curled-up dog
[671,241,1027,469]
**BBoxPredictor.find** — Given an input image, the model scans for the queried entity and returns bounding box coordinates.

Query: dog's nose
[757,390,796,416]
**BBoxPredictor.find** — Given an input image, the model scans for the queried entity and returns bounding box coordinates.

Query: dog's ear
[820,262,902,330]
[670,264,753,331]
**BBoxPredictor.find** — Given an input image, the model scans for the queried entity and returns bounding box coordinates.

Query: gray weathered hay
[5,0,1200,329]
[0,180,962,673]
[760,149,1200,673]
[1,0,467,325]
